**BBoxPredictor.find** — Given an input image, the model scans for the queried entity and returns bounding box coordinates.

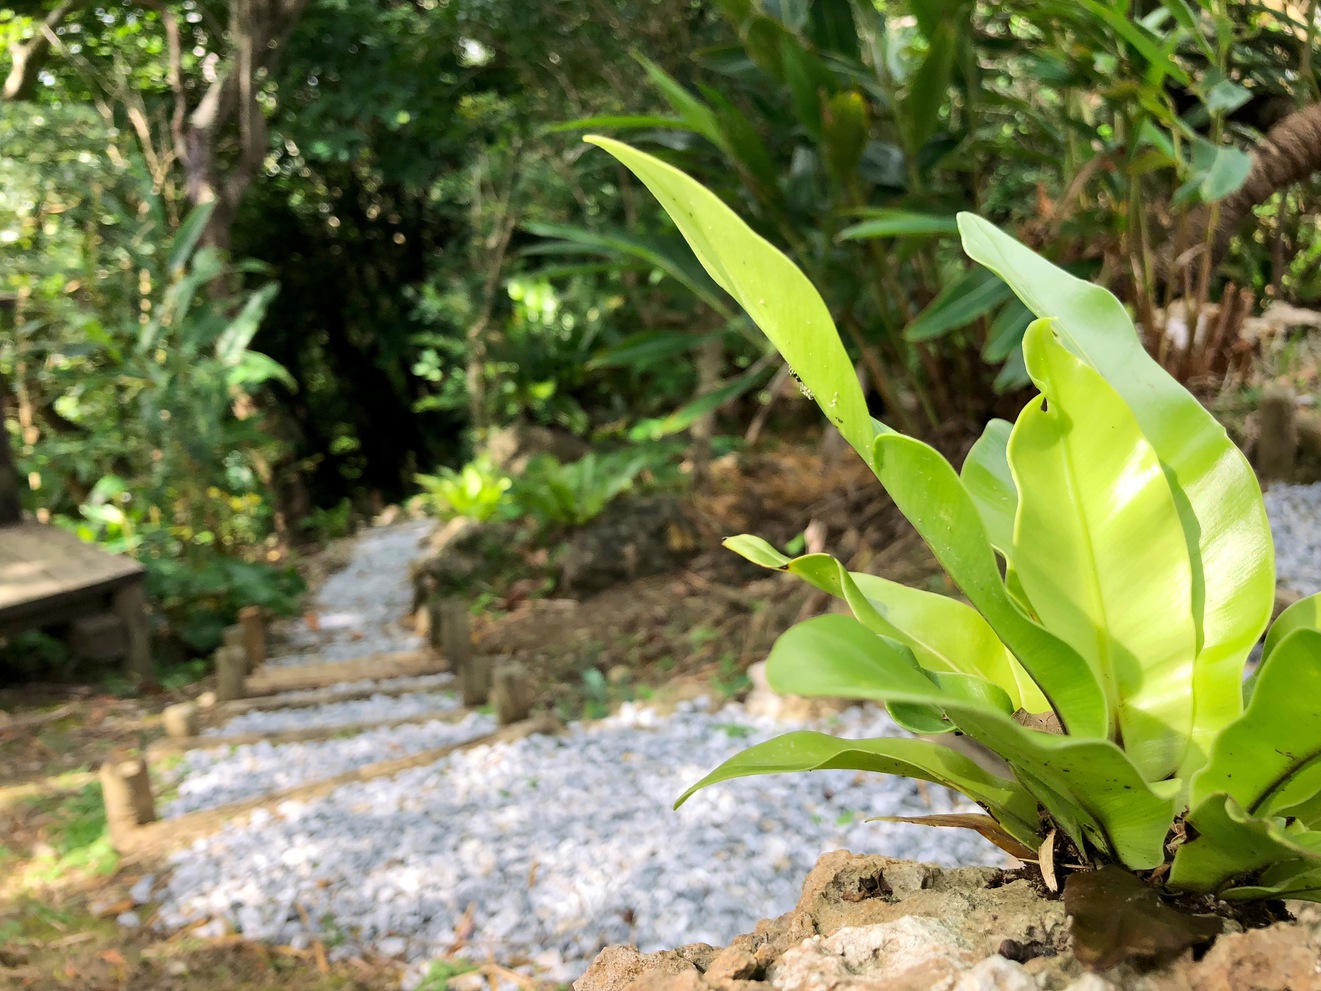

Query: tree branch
[3,0,84,101]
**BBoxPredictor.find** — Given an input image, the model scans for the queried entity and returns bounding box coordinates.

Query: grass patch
[19,782,118,883]
[415,957,477,990]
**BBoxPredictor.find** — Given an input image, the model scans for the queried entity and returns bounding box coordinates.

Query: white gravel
[265,519,432,666]
[207,690,462,737]
[163,712,496,817]
[151,479,1321,986]
[1266,482,1321,597]
[154,700,1000,983]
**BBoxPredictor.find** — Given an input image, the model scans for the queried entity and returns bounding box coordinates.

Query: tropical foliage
[588,140,1321,940]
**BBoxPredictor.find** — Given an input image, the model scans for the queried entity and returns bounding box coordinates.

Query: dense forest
[3,0,1321,667]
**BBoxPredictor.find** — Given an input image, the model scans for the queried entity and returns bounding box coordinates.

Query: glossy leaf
[961,418,1016,560]
[959,214,1274,777]
[1171,793,1321,893]
[767,615,1176,867]
[1200,145,1253,202]
[1009,321,1197,780]
[586,137,874,459]
[1262,592,1321,663]
[1189,629,1321,813]
[673,729,1041,844]
[722,536,1048,713]
[983,297,1034,362]
[869,431,1107,737]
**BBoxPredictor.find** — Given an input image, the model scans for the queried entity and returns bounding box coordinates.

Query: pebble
[1265,482,1321,596]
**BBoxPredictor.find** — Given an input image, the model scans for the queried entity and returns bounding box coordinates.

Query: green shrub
[414,456,512,522]
[593,137,1321,964]
[511,451,646,528]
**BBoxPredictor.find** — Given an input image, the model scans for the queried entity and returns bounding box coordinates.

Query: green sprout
[588,136,1321,963]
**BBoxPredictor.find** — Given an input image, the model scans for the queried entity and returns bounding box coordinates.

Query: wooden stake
[439,597,470,675]
[162,701,200,739]
[113,582,153,684]
[462,654,492,708]
[1259,382,1298,481]
[100,749,156,846]
[215,644,247,702]
[239,606,266,672]
[491,662,534,725]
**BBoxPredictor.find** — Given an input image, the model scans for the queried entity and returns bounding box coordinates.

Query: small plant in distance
[587,136,1321,969]
[414,456,512,522]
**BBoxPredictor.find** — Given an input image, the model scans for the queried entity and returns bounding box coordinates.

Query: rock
[576,944,704,991]
[558,496,699,597]
[578,849,1321,991]
[116,911,141,928]
[705,947,759,983]
[130,874,156,904]
[484,424,590,475]
[412,517,523,605]
[769,919,974,991]
[743,662,850,723]
[1171,924,1321,991]
[950,957,1037,991]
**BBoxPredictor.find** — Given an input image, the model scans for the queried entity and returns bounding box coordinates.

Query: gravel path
[163,712,496,817]
[206,689,462,737]
[155,700,998,982]
[265,519,431,666]
[1266,482,1321,596]
[148,482,1321,986]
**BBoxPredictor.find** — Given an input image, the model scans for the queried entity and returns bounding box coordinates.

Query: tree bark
[2,0,84,102]
[0,365,22,525]
[1168,103,1321,282]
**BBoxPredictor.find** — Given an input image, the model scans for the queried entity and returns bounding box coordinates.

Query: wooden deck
[0,522,144,628]
[0,522,151,680]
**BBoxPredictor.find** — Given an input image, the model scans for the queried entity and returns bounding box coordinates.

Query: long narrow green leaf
[1171,794,1321,893]
[722,536,1048,712]
[869,431,1108,738]
[1263,592,1321,663]
[167,201,218,273]
[585,137,874,459]
[673,730,1041,845]
[1190,629,1321,813]
[959,215,1274,778]
[903,267,1013,343]
[767,615,1175,867]
[544,114,691,134]
[983,298,1034,362]
[1009,321,1196,780]
[635,54,726,146]
[837,210,960,241]
[522,222,729,313]
[961,418,1016,560]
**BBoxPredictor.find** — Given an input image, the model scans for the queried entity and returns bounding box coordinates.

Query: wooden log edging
[205,672,460,721]
[150,705,472,756]
[241,650,437,696]
[122,714,560,855]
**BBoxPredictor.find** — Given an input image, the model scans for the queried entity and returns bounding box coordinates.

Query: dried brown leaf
[873,813,1038,861]
[1039,828,1059,893]
[1064,865,1222,971]
[1013,708,1064,734]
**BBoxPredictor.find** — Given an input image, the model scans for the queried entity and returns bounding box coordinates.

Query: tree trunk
[0,366,22,525]
[2,1,84,102]
[1168,103,1321,282]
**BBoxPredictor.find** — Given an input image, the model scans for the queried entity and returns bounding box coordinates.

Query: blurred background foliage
[2,0,1320,672]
